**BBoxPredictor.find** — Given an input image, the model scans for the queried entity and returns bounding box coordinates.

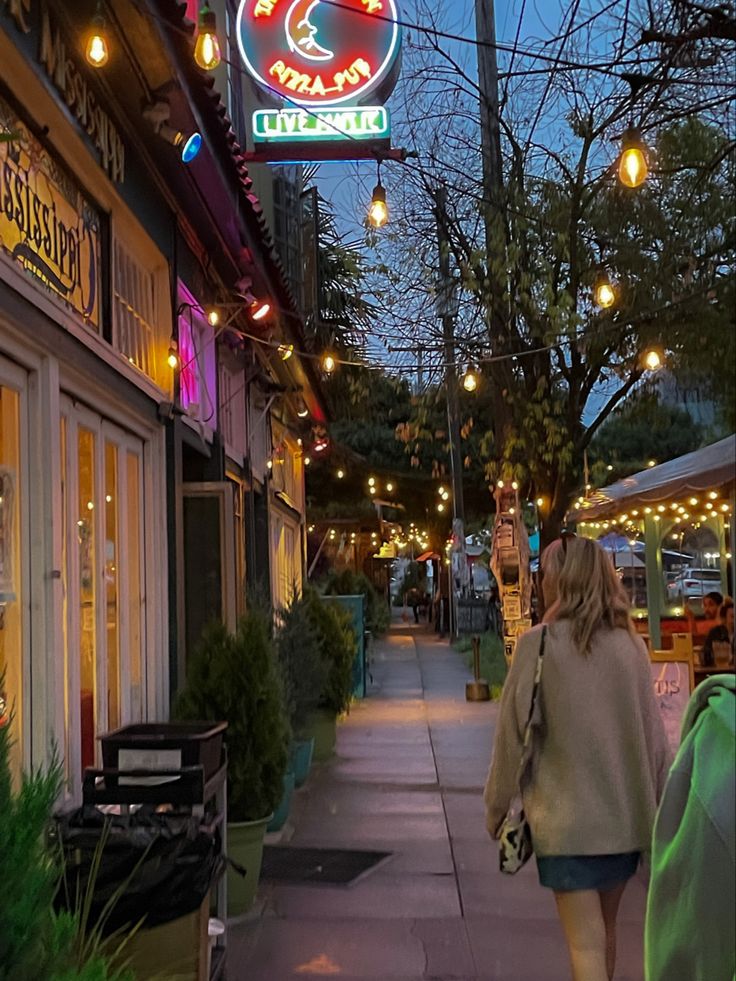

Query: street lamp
[368,162,389,228]
[644,349,663,371]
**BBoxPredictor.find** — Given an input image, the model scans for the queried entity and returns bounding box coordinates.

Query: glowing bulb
[278,344,294,361]
[648,460,656,468]
[337,469,345,479]
[250,300,271,322]
[536,497,545,508]
[437,503,445,513]
[463,369,478,393]
[497,480,505,489]
[304,456,311,466]
[644,350,663,371]
[618,129,649,188]
[207,308,220,327]
[438,486,446,496]
[708,491,718,500]
[368,477,376,487]
[386,483,394,492]
[512,481,519,491]
[370,487,376,495]
[85,10,109,68]
[442,491,450,501]
[595,279,616,309]
[689,497,698,506]
[193,4,221,70]
[322,353,337,374]
[167,341,180,370]
[368,182,388,228]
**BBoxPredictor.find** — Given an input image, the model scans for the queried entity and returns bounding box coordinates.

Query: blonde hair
[550,537,634,654]
[541,539,566,613]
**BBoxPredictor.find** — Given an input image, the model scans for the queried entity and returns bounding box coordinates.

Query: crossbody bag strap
[515,625,547,786]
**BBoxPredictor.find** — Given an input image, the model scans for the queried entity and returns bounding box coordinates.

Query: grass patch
[454,632,508,698]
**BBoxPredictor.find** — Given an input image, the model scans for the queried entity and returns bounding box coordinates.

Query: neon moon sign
[236,0,401,109]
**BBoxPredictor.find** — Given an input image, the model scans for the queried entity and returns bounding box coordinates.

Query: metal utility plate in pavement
[260,846,392,886]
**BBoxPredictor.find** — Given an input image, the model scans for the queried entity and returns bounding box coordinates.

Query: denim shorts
[537,852,640,891]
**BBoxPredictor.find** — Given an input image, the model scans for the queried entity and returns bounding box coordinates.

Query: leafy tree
[367,16,735,546]
[589,390,708,485]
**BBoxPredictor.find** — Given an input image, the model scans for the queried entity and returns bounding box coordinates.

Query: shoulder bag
[498,625,547,875]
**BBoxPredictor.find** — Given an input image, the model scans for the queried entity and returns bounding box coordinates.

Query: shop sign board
[0,95,101,327]
[236,0,401,154]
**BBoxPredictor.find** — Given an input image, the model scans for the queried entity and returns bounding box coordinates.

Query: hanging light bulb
[368,166,389,228]
[462,368,478,393]
[618,127,649,188]
[594,273,617,309]
[85,3,109,68]
[322,352,337,374]
[644,349,663,371]
[206,308,220,327]
[278,343,294,361]
[193,2,221,70]
[167,339,180,370]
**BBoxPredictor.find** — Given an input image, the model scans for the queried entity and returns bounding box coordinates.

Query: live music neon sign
[236,0,401,144]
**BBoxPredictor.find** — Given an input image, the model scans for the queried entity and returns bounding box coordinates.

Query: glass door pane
[105,442,120,730]
[0,385,22,782]
[126,451,143,721]
[78,427,96,770]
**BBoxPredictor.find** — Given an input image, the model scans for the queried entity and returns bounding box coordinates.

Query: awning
[569,434,736,521]
[416,551,440,562]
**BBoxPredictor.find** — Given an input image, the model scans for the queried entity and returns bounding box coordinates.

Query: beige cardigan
[484,621,672,857]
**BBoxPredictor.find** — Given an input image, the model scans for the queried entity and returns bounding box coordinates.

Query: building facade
[0,0,325,794]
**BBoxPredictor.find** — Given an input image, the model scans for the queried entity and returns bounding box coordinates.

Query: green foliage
[174,613,291,822]
[454,634,508,695]
[275,594,326,736]
[303,587,357,715]
[0,706,132,981]
[589,390,708,484]
[322,568,390,636]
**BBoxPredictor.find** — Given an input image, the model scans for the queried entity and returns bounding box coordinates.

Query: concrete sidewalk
[228,622,647,980]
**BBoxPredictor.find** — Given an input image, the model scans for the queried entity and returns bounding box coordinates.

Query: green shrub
[303,587,357,715]
[323,568,390,636]
[174,611,291,822]
[275,593,326,737]
[0,699,132,981]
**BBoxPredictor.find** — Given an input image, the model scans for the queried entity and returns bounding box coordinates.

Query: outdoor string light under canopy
[193,2,221,71]
[85,2,109,67]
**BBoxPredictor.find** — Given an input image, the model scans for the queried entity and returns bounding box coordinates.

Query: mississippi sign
[236,0,401,150]
[0,95,101,327]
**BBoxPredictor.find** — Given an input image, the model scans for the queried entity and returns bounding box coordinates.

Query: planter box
[99,722,226,782]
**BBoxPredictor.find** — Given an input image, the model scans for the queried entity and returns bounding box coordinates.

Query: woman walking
[485,537,671,981]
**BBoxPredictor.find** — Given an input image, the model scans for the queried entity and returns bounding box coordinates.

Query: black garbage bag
[54,806,222,934]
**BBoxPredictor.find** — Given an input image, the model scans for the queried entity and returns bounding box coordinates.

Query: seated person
[701,597,734,667]
[686,589,723,645]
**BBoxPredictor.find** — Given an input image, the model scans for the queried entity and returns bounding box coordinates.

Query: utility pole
[434,186,465,526]
[474,0,504,227]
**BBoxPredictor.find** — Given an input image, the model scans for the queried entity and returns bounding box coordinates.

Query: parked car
[666,568,723,603]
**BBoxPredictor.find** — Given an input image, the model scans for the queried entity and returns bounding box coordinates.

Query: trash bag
[54,805,222,934]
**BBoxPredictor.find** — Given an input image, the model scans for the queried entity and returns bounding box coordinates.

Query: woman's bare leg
[554,889,609,981]
[599,881,627,980]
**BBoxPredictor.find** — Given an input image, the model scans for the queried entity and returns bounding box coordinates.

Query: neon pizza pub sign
[236,0,401,144]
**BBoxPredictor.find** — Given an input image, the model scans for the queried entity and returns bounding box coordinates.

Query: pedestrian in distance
[485,536,671,981]
[700,596,734,666]
[406,586,420,624]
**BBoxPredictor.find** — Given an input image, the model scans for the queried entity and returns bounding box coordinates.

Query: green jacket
[645,675,736,981]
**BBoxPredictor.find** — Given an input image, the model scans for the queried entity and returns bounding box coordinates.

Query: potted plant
[302,587,357,762]
[174,611,290,915]
[275,592,326,788]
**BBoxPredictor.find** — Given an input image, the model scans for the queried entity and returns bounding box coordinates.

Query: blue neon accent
[181,132,202,163]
